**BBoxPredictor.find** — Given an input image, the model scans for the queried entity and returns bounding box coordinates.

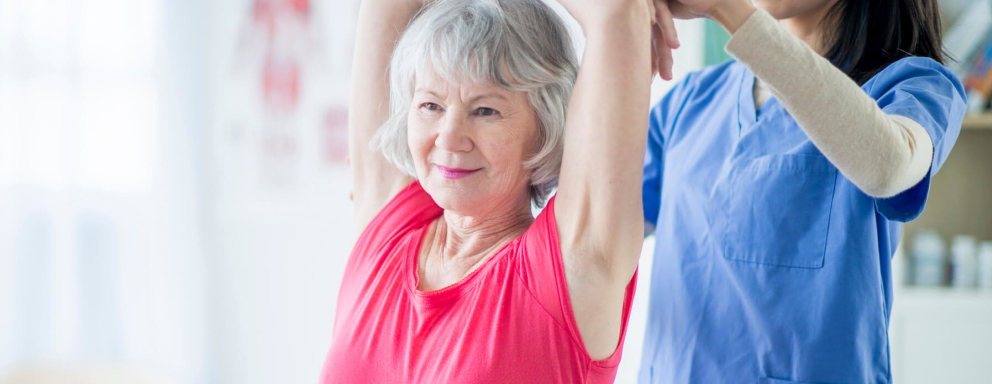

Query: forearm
[569,22,654,199]
[725,9,933,197]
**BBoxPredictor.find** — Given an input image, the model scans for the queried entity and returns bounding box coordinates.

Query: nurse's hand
[651,0,679,80]
[556,0,679,80]
[656,0,756,33]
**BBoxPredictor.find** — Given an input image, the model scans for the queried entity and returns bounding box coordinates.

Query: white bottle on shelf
[951,235,978,288]
[912,230,945,286]
[978,241,992,290]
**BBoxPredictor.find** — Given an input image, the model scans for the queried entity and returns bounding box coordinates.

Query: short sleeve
[513,196,637,366]
[867,57,967,222]
[643,75,696,227]
[514,196,571,329]
[351,182,442,264]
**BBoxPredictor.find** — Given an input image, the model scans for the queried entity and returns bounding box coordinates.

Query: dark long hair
[821,0,946,84]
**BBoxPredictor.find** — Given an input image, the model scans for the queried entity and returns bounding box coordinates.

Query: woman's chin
[423,186,478,213]
[421,177,529,216]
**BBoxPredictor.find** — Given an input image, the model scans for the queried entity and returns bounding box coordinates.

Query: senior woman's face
[408,67,539,215]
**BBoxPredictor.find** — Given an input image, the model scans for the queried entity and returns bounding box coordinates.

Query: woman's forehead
[415,66,515,100]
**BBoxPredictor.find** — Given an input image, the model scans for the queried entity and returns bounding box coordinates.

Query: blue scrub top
[639,57,967,384]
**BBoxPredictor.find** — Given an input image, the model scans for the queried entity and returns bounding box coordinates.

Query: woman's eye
[420,103,442,112]
[476,107,499,117]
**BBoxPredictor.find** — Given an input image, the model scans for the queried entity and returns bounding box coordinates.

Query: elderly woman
[321,0,663,382]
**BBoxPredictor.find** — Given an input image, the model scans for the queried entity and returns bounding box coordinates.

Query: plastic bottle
[951,235,978,288]
[912,230,945,286]
[978,241,992,290]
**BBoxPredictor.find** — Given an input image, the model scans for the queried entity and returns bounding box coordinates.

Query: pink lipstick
[435,165,480,179]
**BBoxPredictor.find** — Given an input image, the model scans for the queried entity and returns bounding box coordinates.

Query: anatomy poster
[217,0,355,193]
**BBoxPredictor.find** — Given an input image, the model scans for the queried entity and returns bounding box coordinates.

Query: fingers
[650,0,677,80]
[654,1,680,49]
[650,24,660,76]
[652,22,674,80]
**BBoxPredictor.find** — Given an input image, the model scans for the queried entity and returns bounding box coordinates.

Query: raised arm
[349,0,421,229]
[671,0,939,198]
[552,0,655,359]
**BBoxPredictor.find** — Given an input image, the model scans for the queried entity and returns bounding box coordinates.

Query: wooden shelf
[963,113,992,130]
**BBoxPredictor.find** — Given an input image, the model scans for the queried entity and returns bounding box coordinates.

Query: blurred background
[0,0,989,383]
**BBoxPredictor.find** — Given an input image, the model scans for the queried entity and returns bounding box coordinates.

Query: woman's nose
[434,115,473,152]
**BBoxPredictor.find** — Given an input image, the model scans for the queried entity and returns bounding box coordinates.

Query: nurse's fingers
[650,23,660,76]
[654,0,679,49]
[653,22,674,80]
[650,20,659,75]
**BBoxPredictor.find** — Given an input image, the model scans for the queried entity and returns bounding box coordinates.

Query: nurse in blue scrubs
[640,0,967,382]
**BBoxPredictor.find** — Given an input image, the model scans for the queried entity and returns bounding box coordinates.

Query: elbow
[847,141,913,198]
[857,118,933,198]
[858,115,935,198]
[856,149,914,198]
[856,151,929,198]
[858,173,905,198]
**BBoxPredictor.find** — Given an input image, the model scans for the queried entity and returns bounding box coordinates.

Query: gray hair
[371,0,578,208]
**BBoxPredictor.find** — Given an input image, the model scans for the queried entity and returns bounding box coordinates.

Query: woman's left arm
[552,0,654,359]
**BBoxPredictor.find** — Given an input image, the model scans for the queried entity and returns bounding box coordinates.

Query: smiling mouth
[434,165,481,179]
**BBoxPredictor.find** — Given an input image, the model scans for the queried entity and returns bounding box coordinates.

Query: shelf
[962,113,992,130]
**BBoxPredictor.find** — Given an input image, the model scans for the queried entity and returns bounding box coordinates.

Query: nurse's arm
[718,8,934,198]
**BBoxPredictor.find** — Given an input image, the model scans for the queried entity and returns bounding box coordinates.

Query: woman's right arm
[350,0,421,229]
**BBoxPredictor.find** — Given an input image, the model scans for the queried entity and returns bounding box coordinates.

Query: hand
[656,0,756,32]
[658,0,715,19]
[650,0,679,80]
[554,0,680,80]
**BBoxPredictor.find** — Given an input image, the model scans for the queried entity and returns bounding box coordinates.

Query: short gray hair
[371,0,578,208]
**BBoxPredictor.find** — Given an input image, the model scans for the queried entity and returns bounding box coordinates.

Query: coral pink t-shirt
[320,182,635,383]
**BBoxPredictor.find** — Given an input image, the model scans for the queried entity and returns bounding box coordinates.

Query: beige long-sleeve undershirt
[727,9,933,198]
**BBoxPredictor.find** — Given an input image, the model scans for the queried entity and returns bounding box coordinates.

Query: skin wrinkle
[417,205,532,291]
[409,66,539,291]
[373,0,577,209]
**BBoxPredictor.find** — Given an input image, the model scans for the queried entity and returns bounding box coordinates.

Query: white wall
[204,0,358,382]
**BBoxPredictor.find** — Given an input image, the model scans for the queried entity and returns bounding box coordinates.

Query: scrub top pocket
[711,154,838,269]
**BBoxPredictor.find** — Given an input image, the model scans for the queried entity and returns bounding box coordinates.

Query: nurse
[640,0,966,383]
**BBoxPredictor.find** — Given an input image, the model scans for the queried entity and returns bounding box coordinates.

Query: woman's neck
[417,199,534,291]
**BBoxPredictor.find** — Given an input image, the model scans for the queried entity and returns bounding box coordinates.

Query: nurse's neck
[778,10,833,55]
